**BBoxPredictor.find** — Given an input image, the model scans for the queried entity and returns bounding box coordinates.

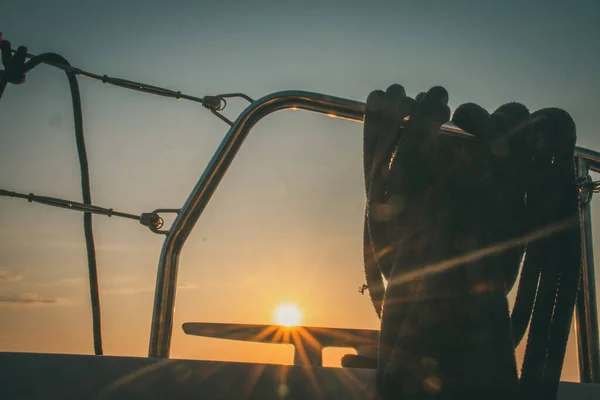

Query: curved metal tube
[576,158,600,383]
[148,90,600,384]
[148,91,369,357]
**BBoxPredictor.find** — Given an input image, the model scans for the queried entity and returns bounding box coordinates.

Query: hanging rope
[360,85,584,399]
[360,176,597,323]
[1,38,104,355]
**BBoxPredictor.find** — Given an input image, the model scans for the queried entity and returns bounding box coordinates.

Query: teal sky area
[0,0,599,379]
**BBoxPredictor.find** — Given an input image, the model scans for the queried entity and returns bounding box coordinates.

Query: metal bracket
[140,209,181,235]
[203,93,255,126]
[578,175,600,206]
[358,284,368,295]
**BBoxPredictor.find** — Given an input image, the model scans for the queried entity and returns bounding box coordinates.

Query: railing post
[575,157,600,383]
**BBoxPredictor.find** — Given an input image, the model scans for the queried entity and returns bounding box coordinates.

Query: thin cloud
[37,276,139,288]
[102,283,198,296]
[102,287,153,296]
[177,283,199,290]
[109,276,139,284]
[0,270,23,283]
[0,229,153,253]
[0,292,60,305]
[36,277,86,287]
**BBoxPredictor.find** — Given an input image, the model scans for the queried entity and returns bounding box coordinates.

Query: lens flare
[273,303,303,327]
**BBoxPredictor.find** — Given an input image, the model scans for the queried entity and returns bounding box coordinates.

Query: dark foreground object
[0,352,598,400]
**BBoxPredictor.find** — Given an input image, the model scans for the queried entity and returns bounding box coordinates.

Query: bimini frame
[147,90,600,384]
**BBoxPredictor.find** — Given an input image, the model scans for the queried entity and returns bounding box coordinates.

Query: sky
[1,0,599,382]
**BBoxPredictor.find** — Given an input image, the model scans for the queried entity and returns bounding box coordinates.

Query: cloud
[0,292,59,305]
[102,287,154,296]
[109,276,139,284]
[0,229,154,253]
[36,277,85,287]
[177,283,199,291]
[0,270,23,283]
[102,283,198,296]
[37,276,139,288]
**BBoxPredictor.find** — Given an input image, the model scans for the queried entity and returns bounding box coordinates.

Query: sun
[273,303,303,327]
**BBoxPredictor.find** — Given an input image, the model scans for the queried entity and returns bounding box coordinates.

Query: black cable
[0,80,6,99]
[56,53,103,356]
[510,251,540,345]
[538,116,581,397]
[518,109,581,399]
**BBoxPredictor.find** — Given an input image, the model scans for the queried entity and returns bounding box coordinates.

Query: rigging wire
[0,189,140,220]
[0,189,178,235]
[5,44,254,122]
[0,36,252,356]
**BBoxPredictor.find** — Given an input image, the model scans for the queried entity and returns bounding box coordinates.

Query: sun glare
[274,303,303,327]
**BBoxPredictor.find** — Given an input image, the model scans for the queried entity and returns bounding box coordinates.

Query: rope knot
[0,39,28,85]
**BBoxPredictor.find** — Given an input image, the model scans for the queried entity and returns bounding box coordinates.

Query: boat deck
[1,352,598,399]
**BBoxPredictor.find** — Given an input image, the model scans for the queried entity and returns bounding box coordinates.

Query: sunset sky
[1,0,599,382]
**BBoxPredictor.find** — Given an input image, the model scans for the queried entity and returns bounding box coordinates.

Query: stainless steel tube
[148,91,367,357]
[576,148,600,172]
[148,90,600,370]
[575,158,600,383]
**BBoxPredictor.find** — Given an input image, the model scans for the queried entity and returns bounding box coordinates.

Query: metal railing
[147,90,600,384]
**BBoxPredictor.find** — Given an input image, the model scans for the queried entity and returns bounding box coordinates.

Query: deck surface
[0,352,598,399]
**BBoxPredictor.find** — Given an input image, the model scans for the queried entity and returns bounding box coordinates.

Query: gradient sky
[1,0,599,381]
